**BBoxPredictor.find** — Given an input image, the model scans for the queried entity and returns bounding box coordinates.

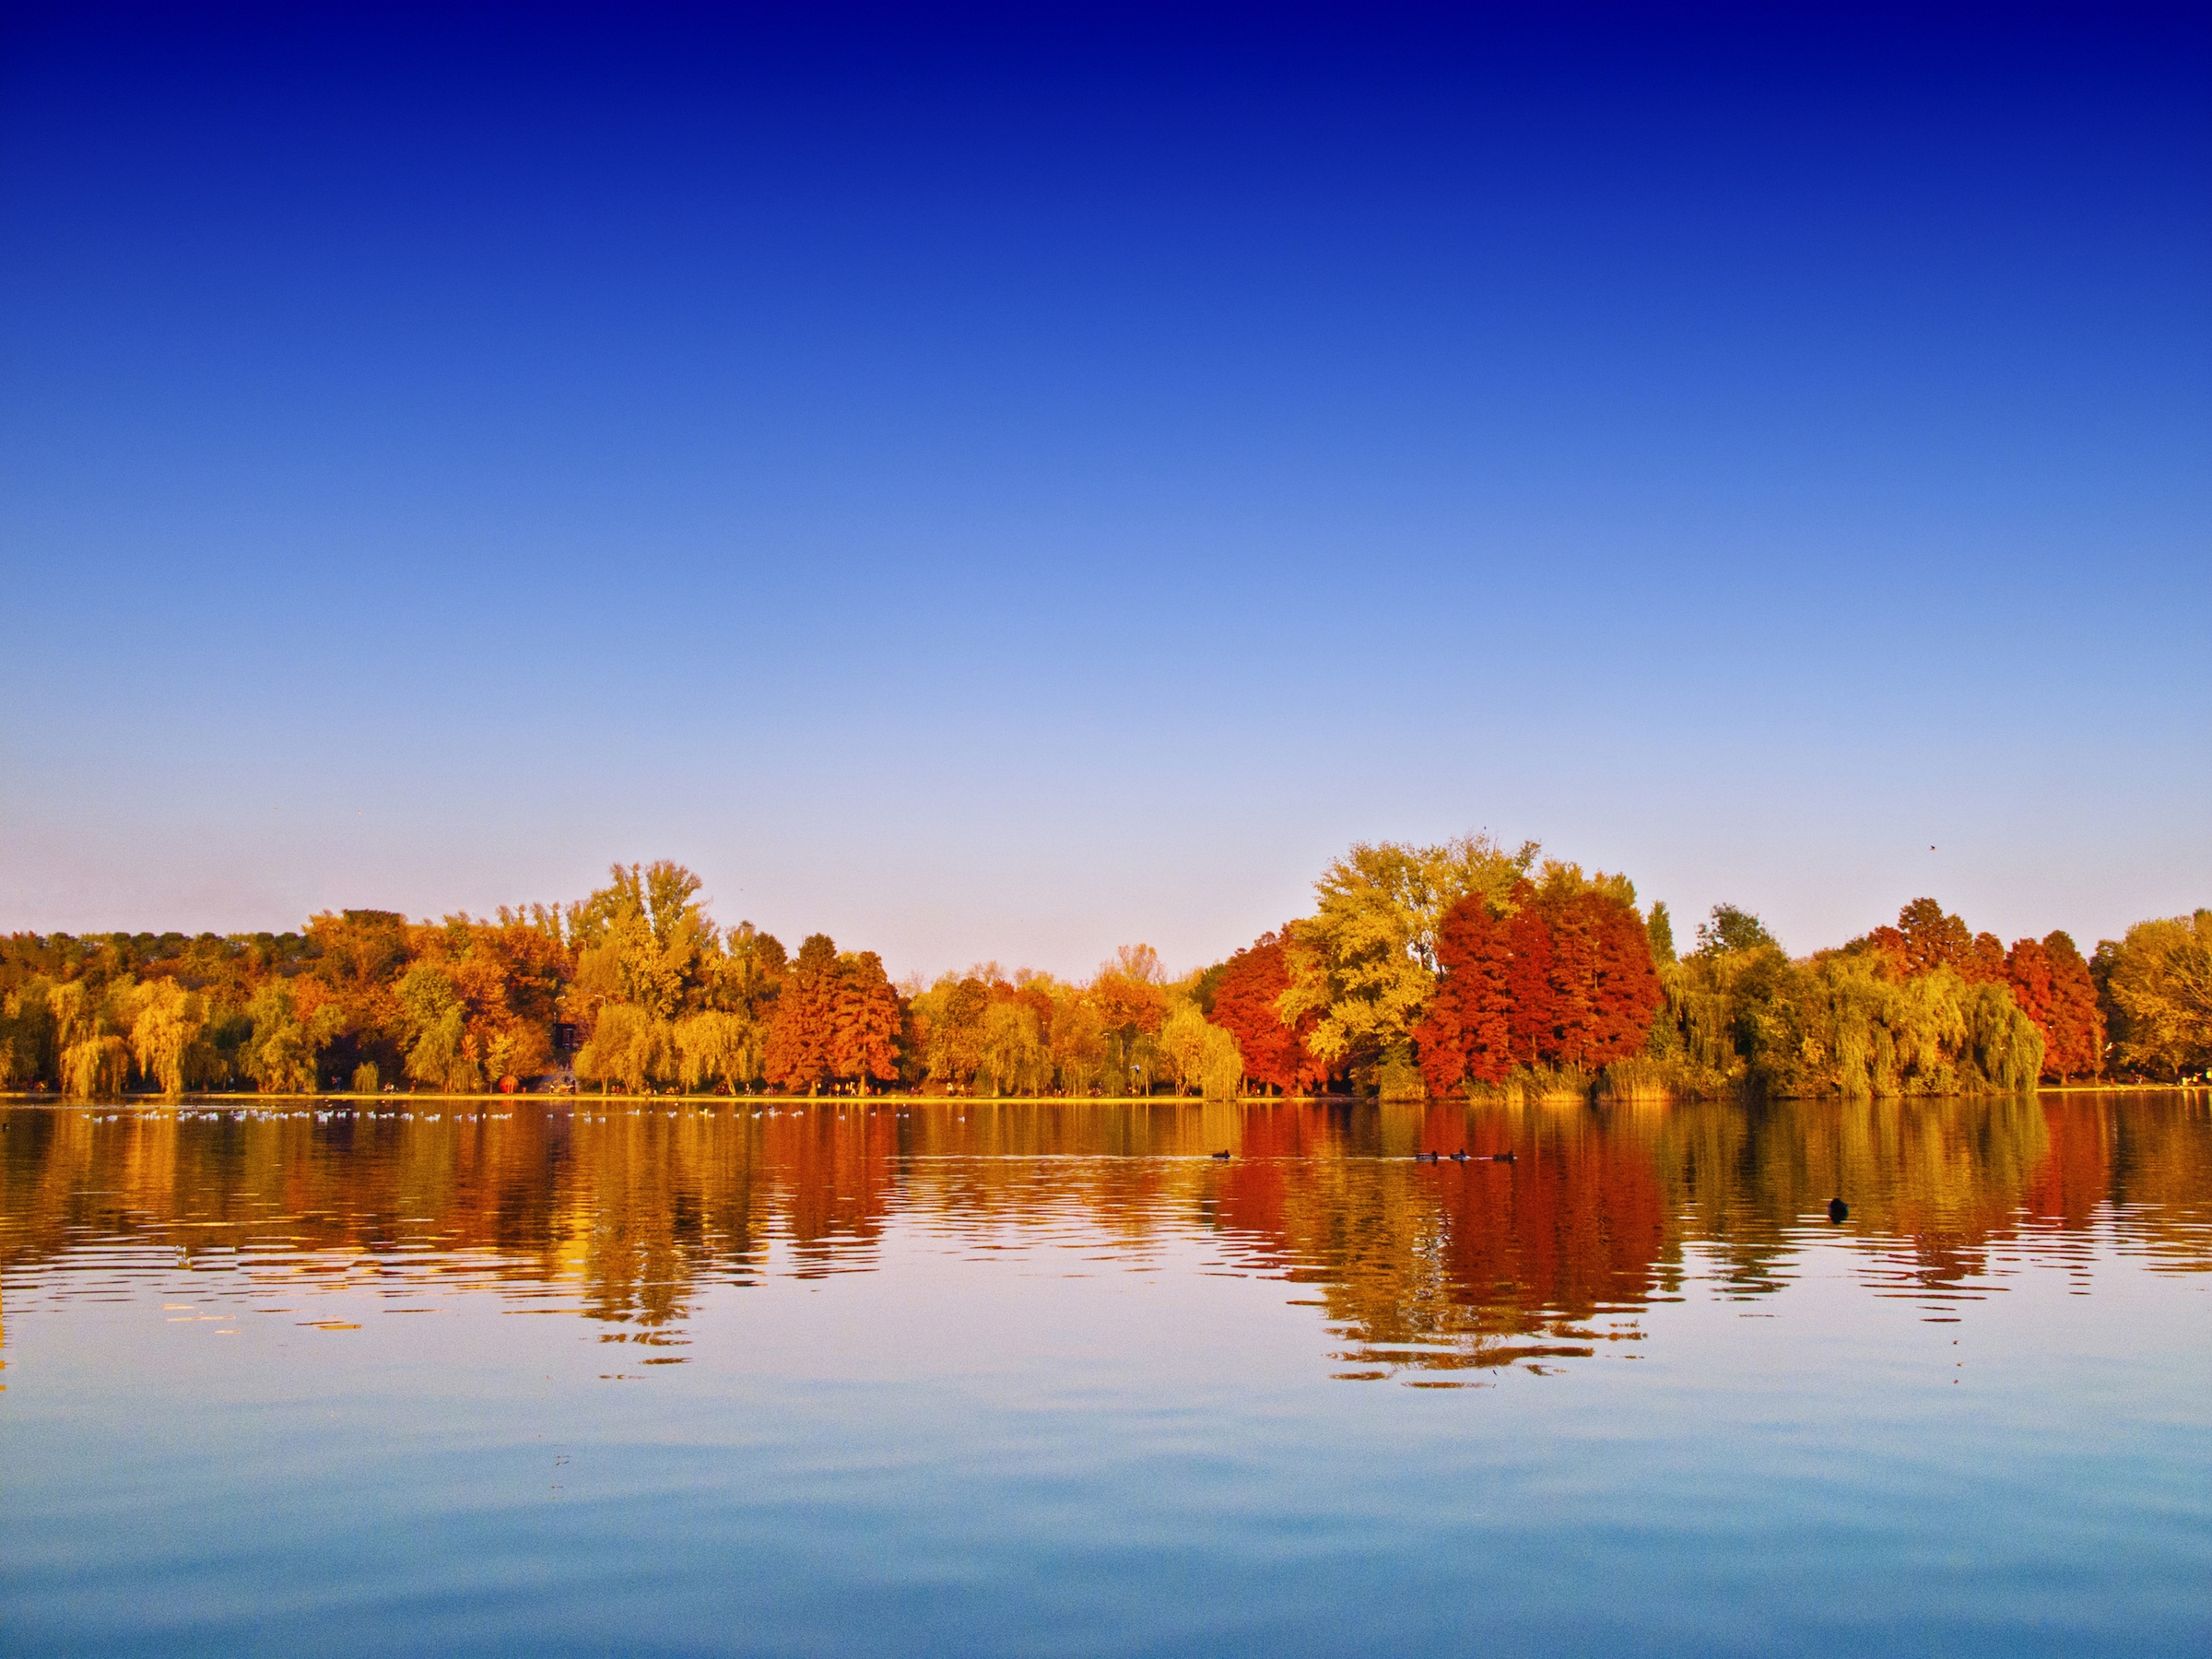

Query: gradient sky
[2,2,2206,979]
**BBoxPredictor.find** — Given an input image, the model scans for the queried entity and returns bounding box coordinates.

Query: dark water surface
[2,1091,2206,1657]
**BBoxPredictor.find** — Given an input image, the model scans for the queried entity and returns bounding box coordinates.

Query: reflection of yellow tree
[4,1093,2207,1376]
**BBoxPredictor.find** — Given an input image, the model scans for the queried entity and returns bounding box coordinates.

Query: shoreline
[4,1082,2204,1110]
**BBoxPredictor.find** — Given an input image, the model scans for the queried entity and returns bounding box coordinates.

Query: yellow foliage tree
[129,978,204,1097]
[2100,911,2212,1077]
[1280,834,1538,1071]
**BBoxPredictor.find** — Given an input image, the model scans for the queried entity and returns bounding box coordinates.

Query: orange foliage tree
[763,935,841,1091]
[830,950,902,1090]
[767,935,904,1092]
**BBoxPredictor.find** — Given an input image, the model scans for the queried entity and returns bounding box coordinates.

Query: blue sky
[2,2,2206,978]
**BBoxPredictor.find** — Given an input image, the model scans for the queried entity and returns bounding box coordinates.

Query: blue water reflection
[1,1092,2206,1656]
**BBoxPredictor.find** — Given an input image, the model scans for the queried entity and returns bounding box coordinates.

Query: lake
[2,1090,2206,1657]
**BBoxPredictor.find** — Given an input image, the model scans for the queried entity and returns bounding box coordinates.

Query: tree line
[1,843,2205,1100]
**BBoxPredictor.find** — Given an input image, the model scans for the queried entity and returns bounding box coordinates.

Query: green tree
[1695,904,1776,956]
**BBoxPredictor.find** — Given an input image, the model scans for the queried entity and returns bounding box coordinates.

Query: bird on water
[1491,1150,1517,1163]
[1209,1149,1231,1160]
[1827,1197,1849,1223]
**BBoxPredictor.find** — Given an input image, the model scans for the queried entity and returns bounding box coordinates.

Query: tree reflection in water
[1,1093,2205,1380]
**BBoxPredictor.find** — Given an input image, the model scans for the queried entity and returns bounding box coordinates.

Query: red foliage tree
[1586,895,1665,1064]
[1861,925,1911,977]
[1541,895,1604,1066]
[1531,889,1661,1070]
[1966,931,2007,985]
[1412,897,1513,1093]
[1502,888,1556,1066]
[2010,929,2104,1081]
[1209,931,1324,1093]
[1420,886,1664,1088]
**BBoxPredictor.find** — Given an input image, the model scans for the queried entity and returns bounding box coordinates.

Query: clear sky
[2,2,2206,979]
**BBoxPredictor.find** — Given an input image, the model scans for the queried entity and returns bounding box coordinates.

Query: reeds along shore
[1,844,2206,1103]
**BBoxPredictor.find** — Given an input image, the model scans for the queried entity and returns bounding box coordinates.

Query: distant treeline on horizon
[2,839,2206,1101]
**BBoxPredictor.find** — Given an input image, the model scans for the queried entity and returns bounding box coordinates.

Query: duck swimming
[1490,1150,1517,1164]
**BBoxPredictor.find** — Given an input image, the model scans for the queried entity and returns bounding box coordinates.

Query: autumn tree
[1416,870,1662,1091]
[242,981,327,1093]
[1091,945,1168,1094]
[2005,931,2104,1082]
[763,935,843,1092]
[1502,900,1556,1066]
[1583,888,1665,1064]
[127,978,203,1097]
[395,962,480,1092]
[1207,931,1324,1093]
[2095,911,2212,1078]
[921,975,993,1089]
[1411,897,1514,1093]
[2039,932,2105,1081]
[1280,834,1537,1082]
[830,949,902,1090]
[976,999,1048,1096]
[1159,1003,1241,1099]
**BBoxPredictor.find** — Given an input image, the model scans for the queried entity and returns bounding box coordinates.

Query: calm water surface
[2,1092,2207,1657]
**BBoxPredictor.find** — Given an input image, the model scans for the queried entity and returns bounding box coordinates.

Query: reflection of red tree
[1203,1104,1671,1327]
[1436,1132,1669,1319]
[1209,932,1325,1092]
[2022,1098,2112,1230]
[769,1107,897,1263]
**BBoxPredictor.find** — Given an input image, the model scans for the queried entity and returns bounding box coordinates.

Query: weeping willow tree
[1805,960,2042,1097]
[978,1001,1051,1097]
[62,1034,130,1099]
[128,978,204,1097]
[1647,935,2043,1100]
[673,1008,759,1091]
[242,982,322,1093]
[51,979,135,1099]
[577,1002,673,1094]
[1159,1004,1242,1100]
